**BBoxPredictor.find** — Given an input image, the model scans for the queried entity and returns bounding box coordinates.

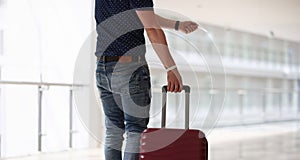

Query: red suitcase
[139,86,208,160]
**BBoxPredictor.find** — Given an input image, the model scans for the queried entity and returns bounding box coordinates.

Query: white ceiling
[155,0,300,43]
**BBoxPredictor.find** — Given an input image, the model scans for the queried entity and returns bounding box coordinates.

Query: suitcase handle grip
[161,85,190,129]
[162,85,190,93]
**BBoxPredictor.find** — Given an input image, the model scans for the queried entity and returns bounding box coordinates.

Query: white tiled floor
[2,121,300,160]
[208,122,300,160]
[1,149,104,160]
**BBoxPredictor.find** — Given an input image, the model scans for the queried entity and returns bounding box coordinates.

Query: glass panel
[297,80,300,114]
[190,89,211,128]
[218,91,240,125]
[1,85,38,157]
[0,30,3,56]
[0,86,3,157]
[42,87,69,152]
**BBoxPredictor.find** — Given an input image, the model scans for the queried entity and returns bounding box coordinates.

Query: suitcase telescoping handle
[161,85,191,129]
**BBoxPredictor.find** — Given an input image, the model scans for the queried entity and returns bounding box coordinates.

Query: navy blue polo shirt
[95,0,154,57]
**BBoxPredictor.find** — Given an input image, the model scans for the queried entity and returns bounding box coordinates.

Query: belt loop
[138,55,141,63]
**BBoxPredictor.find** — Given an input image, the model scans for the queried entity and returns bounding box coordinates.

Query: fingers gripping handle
[162,85,190,93]
[161,85,190,129]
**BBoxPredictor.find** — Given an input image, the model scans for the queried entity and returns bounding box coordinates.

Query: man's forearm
[135,10,177,68]
[145,28,176,69]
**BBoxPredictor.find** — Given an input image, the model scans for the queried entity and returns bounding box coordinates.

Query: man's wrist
[166,65,177,72]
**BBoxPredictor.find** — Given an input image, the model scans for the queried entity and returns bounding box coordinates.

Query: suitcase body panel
[140,128,208,160]
[139,86,208,160]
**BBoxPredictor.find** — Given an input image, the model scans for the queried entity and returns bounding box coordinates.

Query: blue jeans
[96,58,151,160]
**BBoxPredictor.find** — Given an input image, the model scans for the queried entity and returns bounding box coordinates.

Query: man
[95,0,198,159]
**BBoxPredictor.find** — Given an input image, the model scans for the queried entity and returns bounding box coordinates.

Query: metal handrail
[1,80,297,93]
[0,80,86,87]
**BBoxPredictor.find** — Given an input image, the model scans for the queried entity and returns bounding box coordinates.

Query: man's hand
[179,21,199,34]
[154,14,199,34]
[167,69,183,92]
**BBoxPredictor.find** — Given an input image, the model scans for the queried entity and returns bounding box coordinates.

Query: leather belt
[97,55,146,63]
